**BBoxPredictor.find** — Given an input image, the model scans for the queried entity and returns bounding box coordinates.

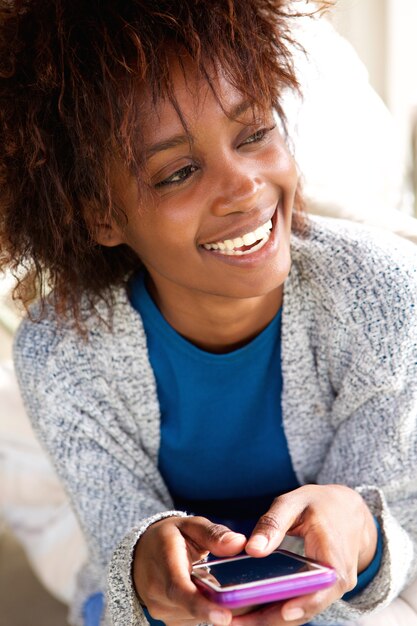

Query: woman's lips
[199,204,280,266]
[199,204,278,251]
[202,218,273,256]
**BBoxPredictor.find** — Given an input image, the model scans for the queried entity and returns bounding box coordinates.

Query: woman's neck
[146,274,283,354]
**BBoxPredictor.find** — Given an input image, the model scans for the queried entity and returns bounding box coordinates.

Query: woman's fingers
[160,524,233,624]
[231,597,320,626]
[246,492,306,556]
[136,486,375,625]
[231,584,347,626]
[231,601,301,626]
[277,550,358,625]
[242,484,373,625]
[278,572,355,625]
[134,515,244,625]
[147,568,233,626]
[178,516,247,557]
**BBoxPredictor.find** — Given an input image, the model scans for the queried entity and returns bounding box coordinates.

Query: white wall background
[328,0,417,213]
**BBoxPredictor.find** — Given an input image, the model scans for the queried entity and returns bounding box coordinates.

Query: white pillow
[284,14,417,243]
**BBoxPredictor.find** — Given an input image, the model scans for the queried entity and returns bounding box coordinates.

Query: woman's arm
[276,221,417,624]
[13,311,246,626]
[12,311,187,625]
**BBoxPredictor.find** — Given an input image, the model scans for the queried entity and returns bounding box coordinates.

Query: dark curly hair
[0,0,325,323]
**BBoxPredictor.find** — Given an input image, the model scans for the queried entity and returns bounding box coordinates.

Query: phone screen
[195,552,314,589]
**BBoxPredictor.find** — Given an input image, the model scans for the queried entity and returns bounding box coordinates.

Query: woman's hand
[133,515,246,626]
[234,484,378,626]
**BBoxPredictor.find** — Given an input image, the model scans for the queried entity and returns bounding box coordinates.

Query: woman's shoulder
[286,216,417,390]
[288,215,417,358]
[290,215,417,303]
[13,282,147,391]
[292,214,417,267]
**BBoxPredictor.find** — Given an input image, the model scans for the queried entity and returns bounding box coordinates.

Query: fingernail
[282,607,305,621]
[221,532,246,544]
[248,535,268,551]
[209,610,231,625]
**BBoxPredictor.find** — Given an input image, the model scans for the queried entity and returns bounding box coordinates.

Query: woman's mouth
[201,218,273,256]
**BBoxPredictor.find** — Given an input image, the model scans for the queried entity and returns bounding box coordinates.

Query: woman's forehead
[140,59,263,146]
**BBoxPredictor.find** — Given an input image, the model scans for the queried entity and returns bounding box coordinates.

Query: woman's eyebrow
[228,100,252,119]
[145,134,193,159]
[144,101,253,159]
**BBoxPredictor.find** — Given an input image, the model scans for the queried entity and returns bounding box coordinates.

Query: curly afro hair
[0,0,325,323]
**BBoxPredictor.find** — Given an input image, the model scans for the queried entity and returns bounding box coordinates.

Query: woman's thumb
[178,516,247,558]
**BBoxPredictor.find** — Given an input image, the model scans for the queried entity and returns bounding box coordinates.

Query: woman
[1,1,417,625]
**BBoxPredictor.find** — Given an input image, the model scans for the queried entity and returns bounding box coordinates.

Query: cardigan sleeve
[13,313,186,626]
[283,220,417,625]
[312,386,417,624]
[314,253,417,622]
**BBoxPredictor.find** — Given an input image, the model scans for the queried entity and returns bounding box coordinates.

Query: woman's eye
[155,164,198,188]
[242,125,276,146]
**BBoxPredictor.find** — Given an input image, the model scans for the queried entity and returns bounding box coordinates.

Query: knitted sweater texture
[13,217,417,626]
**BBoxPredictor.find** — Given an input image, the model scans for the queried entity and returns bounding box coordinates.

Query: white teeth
[242,231,257,246]
[255,226,267,239]
[203,218,274,255]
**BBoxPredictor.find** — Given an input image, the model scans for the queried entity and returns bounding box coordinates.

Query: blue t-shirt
[130,272,299,531]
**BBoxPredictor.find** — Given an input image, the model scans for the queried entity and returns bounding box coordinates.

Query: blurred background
[328,0,417,214]
[2,1,417,625]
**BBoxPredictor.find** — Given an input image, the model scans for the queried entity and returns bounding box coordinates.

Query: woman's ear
[83,202,126,248]
[83,169,136,247]
[91,219,125,248]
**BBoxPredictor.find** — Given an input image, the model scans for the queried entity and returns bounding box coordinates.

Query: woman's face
[113,59,298,306]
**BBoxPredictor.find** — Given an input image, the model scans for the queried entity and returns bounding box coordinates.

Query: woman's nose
[209,163,266,217]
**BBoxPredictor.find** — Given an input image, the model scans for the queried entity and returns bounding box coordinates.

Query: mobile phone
[191,549,337,609]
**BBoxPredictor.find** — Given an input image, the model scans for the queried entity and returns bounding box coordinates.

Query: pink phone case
[192,549,337,609]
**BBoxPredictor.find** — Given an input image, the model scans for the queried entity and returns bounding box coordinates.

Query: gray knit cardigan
[13,217,417,626]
